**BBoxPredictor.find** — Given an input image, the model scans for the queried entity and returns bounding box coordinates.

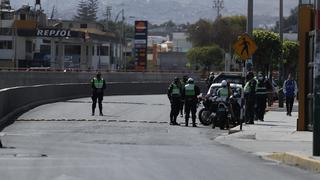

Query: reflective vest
[256,81,267,95]
[218,87,229,97]
[171,84,181,97]
[93,78,104,89]
[185,84,195,96]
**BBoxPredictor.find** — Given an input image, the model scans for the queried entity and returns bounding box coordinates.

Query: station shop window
[25,41,33,53]
[1,12,14,20]
[80,24,88,28]
[20,14,26,20]
[97,46,109,56]
[0,28,12,35]
[0,41,13,49]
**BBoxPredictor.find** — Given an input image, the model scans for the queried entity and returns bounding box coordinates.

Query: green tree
[187,19,214,47]
[74,0,99,22]
[274,6,298,32]
[187,16,246,51]
[187,45,224,71]
[212,16,247,51]
[283,40,299,76]
[87,0,99,21]
[252,30,282,74]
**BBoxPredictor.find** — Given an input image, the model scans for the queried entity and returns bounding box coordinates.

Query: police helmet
[174,77,179,83]
[221,80,227,87]
[187,78,194,83]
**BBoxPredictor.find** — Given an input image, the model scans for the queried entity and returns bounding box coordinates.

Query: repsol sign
[17,28,80,38]
[37,29,72,37]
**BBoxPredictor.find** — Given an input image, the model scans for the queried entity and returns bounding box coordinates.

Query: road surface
[0,95,319,180]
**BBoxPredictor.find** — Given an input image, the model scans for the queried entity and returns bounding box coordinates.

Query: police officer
[206,72,215,90]
[255,72,268,121]
[244,72,257,124]
[217,80,230,100]
[183,78,201,127]
[91,72,106,116]
[179,75,189,117]
[168,77,182,126]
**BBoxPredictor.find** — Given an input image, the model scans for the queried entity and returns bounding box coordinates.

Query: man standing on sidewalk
[255,72,268,121]
[244,72,257,124]
[283,73,297,116]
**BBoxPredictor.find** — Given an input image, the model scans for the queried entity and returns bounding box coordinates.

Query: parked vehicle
[213,72,244,85]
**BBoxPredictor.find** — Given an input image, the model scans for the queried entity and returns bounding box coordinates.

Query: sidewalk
[215,103,320,173]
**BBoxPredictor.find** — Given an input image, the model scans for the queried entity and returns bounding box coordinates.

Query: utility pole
[247,0,253,36]
[213,0,224,20]
[279,0,285,108]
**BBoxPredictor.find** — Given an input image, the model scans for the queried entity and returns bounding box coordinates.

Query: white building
[172,32,192,53]
[0,0,121,70]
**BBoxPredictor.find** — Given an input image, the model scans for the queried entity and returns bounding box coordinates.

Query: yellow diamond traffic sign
[233,33,257,60]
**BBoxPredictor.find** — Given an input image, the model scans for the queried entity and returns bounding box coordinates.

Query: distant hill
[11,0,299,26]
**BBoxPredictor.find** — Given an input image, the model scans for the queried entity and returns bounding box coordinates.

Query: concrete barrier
[0,82,171,130]
[0,71,201,89]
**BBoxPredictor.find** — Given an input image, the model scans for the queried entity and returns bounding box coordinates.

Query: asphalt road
[0,95,319,180]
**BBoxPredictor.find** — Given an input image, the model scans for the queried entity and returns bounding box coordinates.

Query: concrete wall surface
[0,71,200,89]
[0,82,171,130]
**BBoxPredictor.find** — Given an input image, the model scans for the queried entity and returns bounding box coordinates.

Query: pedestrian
[182,78,201,127]
[255,72,268,121]
[168,77,182,126]
[179,75,189,117]
[206,72,215,90]
[283,73,297,116]
[244,72,257,124]
[91,72,106,116]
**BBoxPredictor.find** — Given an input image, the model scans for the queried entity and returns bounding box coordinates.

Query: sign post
[233,33,258,131]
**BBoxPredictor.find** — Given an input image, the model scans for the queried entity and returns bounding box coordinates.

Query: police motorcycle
[198,95,218,126]
[198,83,244,128]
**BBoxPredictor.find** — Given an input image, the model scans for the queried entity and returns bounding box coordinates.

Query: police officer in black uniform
[91,72,106,116]
[167,77,182,126]
[255,72,268,121]
[244,72,257,124]
[182,78,201,127]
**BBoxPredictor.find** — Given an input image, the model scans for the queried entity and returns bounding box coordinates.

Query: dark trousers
[92,93,103,114]
[245,98,255,124]
[185,100,197,126]
[170,98,181,123]
[256,95,267,120]
[180,100,184,115]
[286,96,294,115]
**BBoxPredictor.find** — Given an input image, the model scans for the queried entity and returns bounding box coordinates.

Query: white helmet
[221,80,227,87]
[187,78,194,83]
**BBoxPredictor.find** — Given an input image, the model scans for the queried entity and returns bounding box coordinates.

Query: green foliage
[273,6,298,32]
[187,16,246,51]
[252,30,282,73]
[283,40,299,75]
[187,19,214,47]
[187,45,224,70]
[74,0,99,22]
[212,16,247,51]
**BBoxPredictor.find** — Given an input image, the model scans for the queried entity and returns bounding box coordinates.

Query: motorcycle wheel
[219,115,225,130]
[198,108,212,126]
